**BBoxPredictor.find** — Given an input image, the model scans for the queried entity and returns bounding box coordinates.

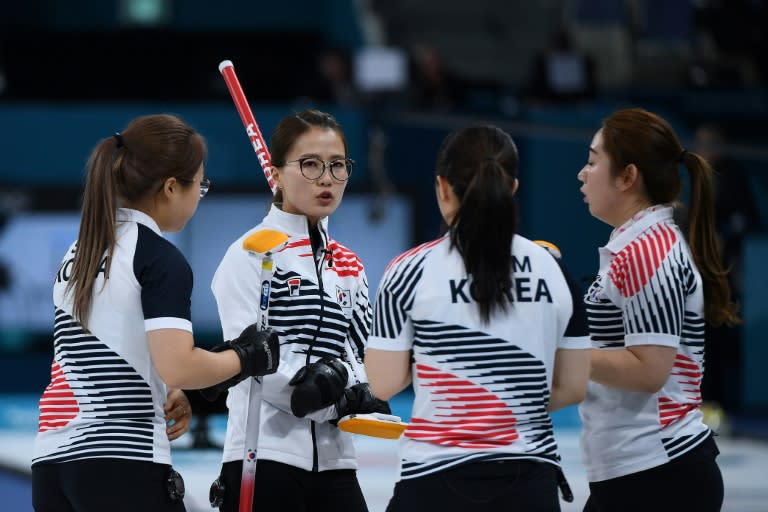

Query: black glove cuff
[199,375,244,402]
[232,329,279,378]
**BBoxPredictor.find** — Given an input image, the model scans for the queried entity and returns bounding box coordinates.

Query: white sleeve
[367,261,416,352]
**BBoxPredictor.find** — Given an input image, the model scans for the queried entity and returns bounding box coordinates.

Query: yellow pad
[533,240,562,260]
[243,229,289,254]
[337,413,409,440]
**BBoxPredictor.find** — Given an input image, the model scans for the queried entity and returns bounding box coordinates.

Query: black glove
[199,325,280,402]
[334,383,391,421]
[289,357,348,418]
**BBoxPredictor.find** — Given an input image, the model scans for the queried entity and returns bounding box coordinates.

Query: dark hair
[601,108,739,327]
[436,124,519,322]
[66,113,207,329]
[270,109,348,206]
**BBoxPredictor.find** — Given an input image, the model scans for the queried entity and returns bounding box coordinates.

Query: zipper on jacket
[308,226,327,472]
[306,226,327,365]
[311,421,319,472]
[306,250,326,364]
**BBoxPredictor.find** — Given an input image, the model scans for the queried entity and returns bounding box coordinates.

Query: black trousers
[386,459,562,512]
[215,459,368,512]
[583,434,723,512]
[32,459,186,512]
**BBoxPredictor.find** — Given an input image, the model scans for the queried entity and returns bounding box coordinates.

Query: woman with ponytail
[577,108,735,511]
[31,114,278,512]
[365,124,591,511]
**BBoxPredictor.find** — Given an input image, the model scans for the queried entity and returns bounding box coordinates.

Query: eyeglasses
[178,177,211,198]
[199,178,211,198]
[285,157,353,182]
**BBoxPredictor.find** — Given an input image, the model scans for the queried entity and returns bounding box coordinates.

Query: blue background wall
[0,103,369,187]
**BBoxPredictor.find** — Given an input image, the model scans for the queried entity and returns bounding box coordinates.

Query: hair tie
[113,133,124,148]
[484,157,496,163]
[677,149,687,163]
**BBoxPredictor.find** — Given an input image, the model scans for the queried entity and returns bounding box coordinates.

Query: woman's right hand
[199,325,280,401]
[228,324,280,377]
[289,357,349,418]
[334,383,391,420]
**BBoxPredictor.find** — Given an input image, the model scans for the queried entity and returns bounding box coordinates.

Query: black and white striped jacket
[213,205,371,471]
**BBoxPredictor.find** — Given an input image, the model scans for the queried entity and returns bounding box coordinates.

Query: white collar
[116,208,163,237]
[262,204,331,241]
[604,205,675,253]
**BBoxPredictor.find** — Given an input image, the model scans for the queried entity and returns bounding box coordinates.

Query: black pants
[215,459,368,512]
[386,459,561,512]
[583,435,723,512]
[32,459,186,512]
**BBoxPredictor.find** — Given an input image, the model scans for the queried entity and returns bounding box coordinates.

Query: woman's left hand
[165,388,192,441]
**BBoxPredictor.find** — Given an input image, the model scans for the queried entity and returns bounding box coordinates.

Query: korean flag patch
[336,285,352,309]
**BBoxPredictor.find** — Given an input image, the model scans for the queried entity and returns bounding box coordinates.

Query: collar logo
[288,278,301,296]
[585,276,604,303]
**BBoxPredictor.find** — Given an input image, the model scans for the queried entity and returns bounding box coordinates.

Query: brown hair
[66,114,207,329]
[436,124,519,323]
[269,109,348,205]
[601,108,739,326]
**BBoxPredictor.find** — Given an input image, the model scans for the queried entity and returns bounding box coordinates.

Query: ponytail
[451,160,517,322]
[66,136,120,329]
[683,151,741,326]
[436,124,520,323]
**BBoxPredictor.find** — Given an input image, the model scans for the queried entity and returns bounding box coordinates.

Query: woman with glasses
[364,124,592,511]
[207,109,389,512]
[32,114,279,512]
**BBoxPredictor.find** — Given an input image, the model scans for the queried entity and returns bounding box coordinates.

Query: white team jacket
[212,205,371,471]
